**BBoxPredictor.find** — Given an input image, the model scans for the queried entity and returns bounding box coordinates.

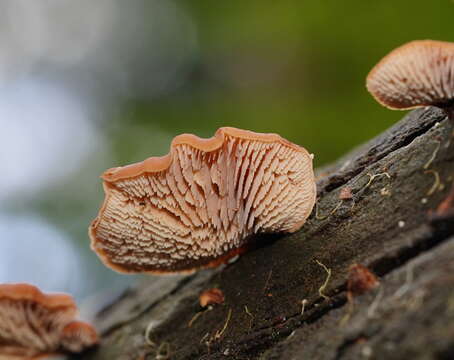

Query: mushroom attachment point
[90,127,316,274]
[0,283,98,359]
[366,40,454,118]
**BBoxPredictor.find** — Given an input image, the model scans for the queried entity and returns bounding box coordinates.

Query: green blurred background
[0,0,453,315]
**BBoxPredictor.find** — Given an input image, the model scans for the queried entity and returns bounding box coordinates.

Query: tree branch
[84,107,454,360]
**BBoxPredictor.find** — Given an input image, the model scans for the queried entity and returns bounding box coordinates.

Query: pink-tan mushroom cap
[90,127,316,274]
[199,288,225,307]
[60,321,99,353]
[0,283,76,311]
[366,40,454,112]
[0,283,98,359]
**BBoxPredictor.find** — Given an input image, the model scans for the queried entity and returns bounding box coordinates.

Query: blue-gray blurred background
[1,0,453,316]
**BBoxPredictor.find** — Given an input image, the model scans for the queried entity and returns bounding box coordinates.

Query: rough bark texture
[82,108,454,360]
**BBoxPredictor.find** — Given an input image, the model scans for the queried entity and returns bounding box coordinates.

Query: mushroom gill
[90,127,316,274]
[366,40,454,117]
[0,283,98,359]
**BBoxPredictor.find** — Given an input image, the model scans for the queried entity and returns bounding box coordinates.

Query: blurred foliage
[107,0,454,166]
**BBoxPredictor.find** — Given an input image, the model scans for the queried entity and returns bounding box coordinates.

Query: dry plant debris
[315,259,332,301]
[423,141,441,170]
[339,187,353,200]
[315,201,342,220]
[341,264,380,325]
[347,263,380,301]
[244,305,254,330]
[363,172,391,190]
[214,309,232,340]
[424,169,442,196]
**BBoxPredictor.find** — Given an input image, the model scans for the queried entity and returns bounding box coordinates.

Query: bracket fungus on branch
[0,283,98,359]
[90,127,316,274]
[366,40,454,118]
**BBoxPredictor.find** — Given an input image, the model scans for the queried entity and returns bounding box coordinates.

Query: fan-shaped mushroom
[366,40,454,118]
[0,283,98,359]
[90,127,316,273]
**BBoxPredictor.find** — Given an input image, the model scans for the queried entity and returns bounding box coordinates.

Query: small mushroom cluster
[0,283,98,359]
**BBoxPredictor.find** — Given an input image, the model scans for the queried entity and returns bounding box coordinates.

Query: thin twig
[200,332,209,344]
[144,321,157,347]
[188,312,203,328]
[315,259,332,301]
[244,305,254,330]
[188,306,213,328]
[423,141,441,170]
[215,309,232,339]
[424,169,441,196]
[363,172,391,190]
[155,342,171,360]
[315,201,342,220]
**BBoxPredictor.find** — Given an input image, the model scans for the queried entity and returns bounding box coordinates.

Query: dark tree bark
[83,108,454,360]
